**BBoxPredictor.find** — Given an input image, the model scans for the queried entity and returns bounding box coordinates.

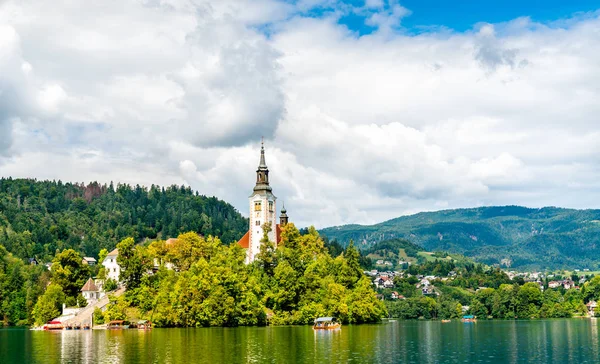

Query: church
[237,141,289,263]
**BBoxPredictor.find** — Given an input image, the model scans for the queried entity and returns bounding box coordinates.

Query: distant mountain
[319,206,600,270]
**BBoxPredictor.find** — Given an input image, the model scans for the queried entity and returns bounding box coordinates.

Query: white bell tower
[247,140,277,263]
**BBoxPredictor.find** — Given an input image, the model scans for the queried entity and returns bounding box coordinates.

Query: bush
[104,278,118,292]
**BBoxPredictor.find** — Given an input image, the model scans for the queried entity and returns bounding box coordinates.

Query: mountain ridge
[319,205,600,270]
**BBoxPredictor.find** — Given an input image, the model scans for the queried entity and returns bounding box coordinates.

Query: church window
[268,201,274,212]
[254,201,262,211]
[256,220,261,226]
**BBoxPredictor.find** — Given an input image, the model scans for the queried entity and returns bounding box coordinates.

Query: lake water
[1,319,599,363]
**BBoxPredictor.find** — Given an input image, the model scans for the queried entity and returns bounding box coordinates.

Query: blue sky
[329,0,600,34]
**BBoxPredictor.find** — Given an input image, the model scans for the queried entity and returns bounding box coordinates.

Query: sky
[1,0,600,228]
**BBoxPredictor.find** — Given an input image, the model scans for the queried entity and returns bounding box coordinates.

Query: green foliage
[104,278,118,292]
[0,178,248,262]
[320,206,600,270]
[51,249,90,299]
[32,283,65,326]
[0,245,49,326]
[117,237,150,289]
[93,307,104,325]
[104,224,386,327]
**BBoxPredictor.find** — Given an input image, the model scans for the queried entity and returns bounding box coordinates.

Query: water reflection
[2,319,600,363]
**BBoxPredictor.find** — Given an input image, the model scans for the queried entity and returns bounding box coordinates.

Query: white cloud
[1,1,600,228]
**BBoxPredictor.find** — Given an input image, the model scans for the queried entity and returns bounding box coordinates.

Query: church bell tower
[247,140,277,263]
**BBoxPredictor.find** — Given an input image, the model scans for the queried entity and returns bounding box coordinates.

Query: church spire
[254,138,272,192]
[280,201,289,226]
[259,137,267,168]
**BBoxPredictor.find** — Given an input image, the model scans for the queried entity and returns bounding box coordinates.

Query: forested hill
[0,178,248,262]
[319,206,600,270]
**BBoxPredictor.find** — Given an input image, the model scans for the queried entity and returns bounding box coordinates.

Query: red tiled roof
[107,248,118,256]
[165,238,178,246]
[81,278,98,292]
[237,230,250,249]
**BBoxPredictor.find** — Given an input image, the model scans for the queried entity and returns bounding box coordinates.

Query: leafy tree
[51,249,90,298]
[32,284,65,326]
[104,278,118,292]
[116,238,150,289]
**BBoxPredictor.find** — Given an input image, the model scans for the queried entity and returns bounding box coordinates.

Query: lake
[1,319,599,363]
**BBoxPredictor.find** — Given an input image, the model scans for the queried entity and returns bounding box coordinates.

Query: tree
[116,238,149,289]
[516,283,542,319]
[255,222,277,276]
[32,284,65,326]
[51,249,90,298]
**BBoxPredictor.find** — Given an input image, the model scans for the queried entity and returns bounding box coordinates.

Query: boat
[441,319,451,323]
[107,320,130,329]
[43,321,64,331]
[137,320,152,330]
[461,315,477,323]
[313,317,341,330]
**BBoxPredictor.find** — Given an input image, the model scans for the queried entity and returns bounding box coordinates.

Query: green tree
[32,284,65,326]
[116,238,149,289]
[51,249,90,298]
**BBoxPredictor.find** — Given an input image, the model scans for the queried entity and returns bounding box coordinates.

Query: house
[422,286,437,296]
[384,261,393,266]
[548,281,561,289]
[82,257,97,266]
[102,248,120,282]
[390,292,406,300]
[28,258,38,265]
[383,280,394,288]
[587,301,597,317]
[81,278,103,302]
[563,280,575,290]
[376,259,384,265]
[417,279,431,289]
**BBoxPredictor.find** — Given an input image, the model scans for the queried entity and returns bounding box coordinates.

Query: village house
[562,280,575,290]
[391,292,406,300]
[587,301,597,317]
[81,277,103,302]
[82,257,97,266]
[548,281,561,289]
[102,248,120,282]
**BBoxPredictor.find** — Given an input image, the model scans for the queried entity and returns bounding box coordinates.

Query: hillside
[319,206,600,270]
[0,178,248,261]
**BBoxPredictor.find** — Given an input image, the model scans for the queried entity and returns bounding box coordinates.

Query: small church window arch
[268,201,274,212]
[254,201,262,211]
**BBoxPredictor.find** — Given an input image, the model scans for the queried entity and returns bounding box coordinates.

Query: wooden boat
[441,319,451,323]
[313,317,341,330]
[461,315,477,323]
[137,320,152,330]
[107,320,130,329]
[43,321,64,331]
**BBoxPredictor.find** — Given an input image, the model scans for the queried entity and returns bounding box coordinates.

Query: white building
[102,248,120,281]
[237,141,288,264]
[81,277,103,302]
